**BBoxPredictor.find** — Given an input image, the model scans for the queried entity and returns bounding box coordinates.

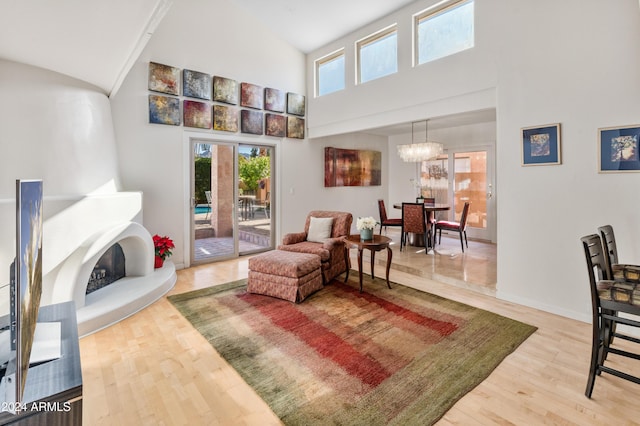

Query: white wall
[0,59,143,311]
[305,0,640,322]
[111,0,307,267]
[302,133,389,226]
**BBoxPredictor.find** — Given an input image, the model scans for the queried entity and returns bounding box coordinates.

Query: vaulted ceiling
[0,0,414,96]
[0,0,495,132]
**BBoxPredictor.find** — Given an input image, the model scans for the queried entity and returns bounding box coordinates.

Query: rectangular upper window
[415,0,474,65]
[315,49,345,97]
[357,25,398,84]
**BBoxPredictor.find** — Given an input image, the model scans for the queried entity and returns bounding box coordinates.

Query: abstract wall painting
[240,110,263,135]
[521,123,561,166]
[287,116,305,139]
[148,95,180,126]
[264,87,285,112]
[213,105,238,132]
[240,82,264,109]
[183,100,211,129]
[265,113,286,137]
[148,62,180,95]
[213,76,238,104]
[286,92,306,116]
[287,93,305,117]
[598,124,640,173]
[324,147,382,187]
[183,69,212,100]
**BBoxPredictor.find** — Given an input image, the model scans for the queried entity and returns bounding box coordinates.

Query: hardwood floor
[79,234,640,425]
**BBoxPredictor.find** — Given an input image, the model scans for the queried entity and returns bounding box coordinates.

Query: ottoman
[247,250,323,303]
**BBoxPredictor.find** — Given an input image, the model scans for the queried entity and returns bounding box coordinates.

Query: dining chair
[204,190,212,219]
[598,224,640,351]
[580,233,640,398]
[400,202,429,254]
[417,197,435,205]
[433,201,470,252]
[416,197,436,228]
[377,199,402,235]
[598,225,640,283]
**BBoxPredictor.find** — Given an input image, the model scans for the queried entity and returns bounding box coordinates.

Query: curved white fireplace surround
[51,221,176,337]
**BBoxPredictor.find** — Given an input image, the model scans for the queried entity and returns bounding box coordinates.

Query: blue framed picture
[598,124,640,173]
[522,123,561,166]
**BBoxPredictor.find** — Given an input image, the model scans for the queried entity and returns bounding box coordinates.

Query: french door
[420,146,495,242]
[191,140,274,265]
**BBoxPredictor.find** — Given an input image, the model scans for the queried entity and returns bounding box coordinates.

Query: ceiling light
[397,120,443,162]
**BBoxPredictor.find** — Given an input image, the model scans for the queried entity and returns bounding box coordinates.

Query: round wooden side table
[345,234,393,293]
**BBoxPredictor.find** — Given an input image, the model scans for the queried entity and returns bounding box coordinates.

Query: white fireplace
[0,191,177,338]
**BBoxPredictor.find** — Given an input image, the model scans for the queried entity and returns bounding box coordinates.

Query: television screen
[4,180,44,409]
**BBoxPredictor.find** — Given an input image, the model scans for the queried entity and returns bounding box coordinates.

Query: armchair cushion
[278,241,330,262]
[307,217,334,242]
[282,232,306,245]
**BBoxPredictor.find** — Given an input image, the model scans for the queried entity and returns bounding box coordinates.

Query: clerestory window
[415,0,474,65]
[357,25,398,84]
[315,49,345,97]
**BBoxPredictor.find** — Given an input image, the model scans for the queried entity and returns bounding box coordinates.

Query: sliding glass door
[238,144,274,255]
[191,140,274,265]
[192,141,238,263]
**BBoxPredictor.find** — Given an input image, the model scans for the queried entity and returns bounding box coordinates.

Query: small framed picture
[598,124,640,173]
[521,123,561,166]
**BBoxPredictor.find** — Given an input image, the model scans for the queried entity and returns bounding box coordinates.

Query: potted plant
[153,234,175,268]
[356,217,378,241]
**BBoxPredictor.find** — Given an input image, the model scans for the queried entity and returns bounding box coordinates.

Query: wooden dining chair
[581,233,640,398]
[598,225,640,283]
[377,199,402,235]
[420,197,436,227]
[433,201,470,252]
[400,202,429,254]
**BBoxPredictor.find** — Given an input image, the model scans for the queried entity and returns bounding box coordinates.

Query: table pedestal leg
[370,250,376,280]
[344,246,350,283]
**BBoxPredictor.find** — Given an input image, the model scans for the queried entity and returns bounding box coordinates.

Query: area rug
[168,275,536,425]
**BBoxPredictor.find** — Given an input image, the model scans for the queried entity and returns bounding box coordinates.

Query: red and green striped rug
[169,276,536,425]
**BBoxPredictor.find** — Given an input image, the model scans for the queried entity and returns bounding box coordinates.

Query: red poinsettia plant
[153,234,175,260]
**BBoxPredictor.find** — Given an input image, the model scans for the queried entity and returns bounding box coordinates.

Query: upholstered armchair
[278,210,353,283]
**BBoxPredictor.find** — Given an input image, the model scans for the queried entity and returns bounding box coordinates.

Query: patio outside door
[192,141,238,263]
[420,146,495,242]
[191,141,274,265]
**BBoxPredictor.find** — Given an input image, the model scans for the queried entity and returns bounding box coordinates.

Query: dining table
[393,202,450,248]
[238,195,256,220]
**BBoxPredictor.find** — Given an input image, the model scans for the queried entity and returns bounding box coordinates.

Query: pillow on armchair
[307,217,334,242]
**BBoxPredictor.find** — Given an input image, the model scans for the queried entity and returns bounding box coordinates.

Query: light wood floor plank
[79,237,639,425]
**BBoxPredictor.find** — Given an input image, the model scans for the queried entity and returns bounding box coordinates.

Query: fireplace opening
[87,243,125,294]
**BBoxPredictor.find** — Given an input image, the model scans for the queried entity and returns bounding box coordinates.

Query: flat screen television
[0,179,44,413]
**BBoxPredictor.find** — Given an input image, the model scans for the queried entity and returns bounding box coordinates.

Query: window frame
[356,24,398,85]
[413,0,474,67]
[315,48,345,97]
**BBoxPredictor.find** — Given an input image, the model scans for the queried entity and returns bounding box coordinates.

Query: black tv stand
[0,301,82,425]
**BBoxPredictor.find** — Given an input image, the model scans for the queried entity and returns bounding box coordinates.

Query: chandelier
[397,120,443,162]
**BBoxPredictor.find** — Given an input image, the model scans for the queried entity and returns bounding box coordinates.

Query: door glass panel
[420,155,449,222]
[193,142,237,262]
[454,151,486,229]
[238,145,273,254]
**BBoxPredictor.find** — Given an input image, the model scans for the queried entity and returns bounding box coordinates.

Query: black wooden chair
[433,201,470,252]
[377,199,402,235]
[599,225,640,283]
[581,233,640,398]
[400,202,429,254]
